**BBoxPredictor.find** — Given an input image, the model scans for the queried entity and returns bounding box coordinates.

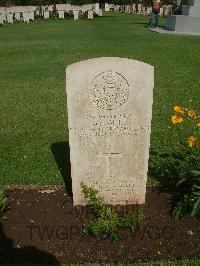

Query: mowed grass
[0,13,200,185]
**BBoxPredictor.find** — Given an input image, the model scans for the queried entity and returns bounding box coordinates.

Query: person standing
[149,0,161,28]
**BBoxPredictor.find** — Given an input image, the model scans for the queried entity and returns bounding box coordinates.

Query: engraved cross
[97,144,122,178]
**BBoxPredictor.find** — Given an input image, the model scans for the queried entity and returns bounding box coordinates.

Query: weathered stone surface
[88,10,93,19]
[23,12,29,23]
[44,11,49,19]
[0,13,5,24]
[29,11,34,20]
[98,9,103,16]
[15,12,21,21]
[73,10,79,20]
[66,57,154,206]
[7,13,14,23]
[58,10,65,19]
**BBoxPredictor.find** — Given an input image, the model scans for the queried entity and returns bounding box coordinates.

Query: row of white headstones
[104,3,170,17]
[0,9,103,24]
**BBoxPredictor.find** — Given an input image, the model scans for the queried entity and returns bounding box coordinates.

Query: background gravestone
[15,12,21,21]
[73,11,79,20]
[7,13,13,24]
[66,57,154,206]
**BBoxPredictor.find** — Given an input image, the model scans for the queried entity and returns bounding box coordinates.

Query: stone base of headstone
[149,26,200,36]
[166,15,200,33]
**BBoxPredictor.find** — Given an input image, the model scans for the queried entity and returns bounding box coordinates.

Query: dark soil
[0,186,200,264]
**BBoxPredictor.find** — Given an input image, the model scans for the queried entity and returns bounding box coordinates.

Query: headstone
[146,7,151,15]
[105,3,109,11]
[95,3,99,13]
[0,13,4,24]
[98,9,103,16]
[15,12,21,21]
[132,4,136,13]
[23,12,29,23]
[126,5,131,13]
[88,10,93,19]
[49,5,53,12]
[7,13,13,24]
[58,10,65,19]
[159,7,163,16]
[44,11,49,19]
[1,13,6,22]
[137,4,142,14]
[66,57,154,206]
[73,10,79,20]
[29,11,34,21]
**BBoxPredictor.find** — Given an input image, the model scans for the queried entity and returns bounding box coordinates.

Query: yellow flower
[188,110,197,118]
[188,136,197,148]
[197,123,200,127]
[171,115,183,124]
[174,105,184,114]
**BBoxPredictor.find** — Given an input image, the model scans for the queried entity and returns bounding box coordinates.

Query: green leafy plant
[0,187,8,218]
[81,183,144,241]
[149,105,200,220]
[172,170,200,219]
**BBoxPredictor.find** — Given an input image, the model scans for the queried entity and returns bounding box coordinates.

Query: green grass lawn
[0,13,200,185]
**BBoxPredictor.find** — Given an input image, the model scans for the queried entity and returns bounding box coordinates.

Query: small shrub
[0,187,8,218]
[81,183,144,241]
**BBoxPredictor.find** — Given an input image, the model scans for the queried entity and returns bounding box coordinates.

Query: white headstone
[49,5,53,12]
[29,11,34,21]
[105,3,109,11]
[73,10,79,20]
[0,13,4,24]
[44,11,49,19]
[132,4,136,13]
[15,12,21,21]
[7,13,13,24]
[66,57,154,206]
[137,4,142,14]
[98,9,103,16]
[23,12,29,23]
[58,10,65,19]
[95,3,99,13]
[160,7,163,16]
[1,13,6,22]
[88,10,93,19]
[146,7,151,15]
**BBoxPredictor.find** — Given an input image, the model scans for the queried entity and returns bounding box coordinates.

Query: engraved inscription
[89,70,129,110]
[86,178,135,198]
[97,144,122,178]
